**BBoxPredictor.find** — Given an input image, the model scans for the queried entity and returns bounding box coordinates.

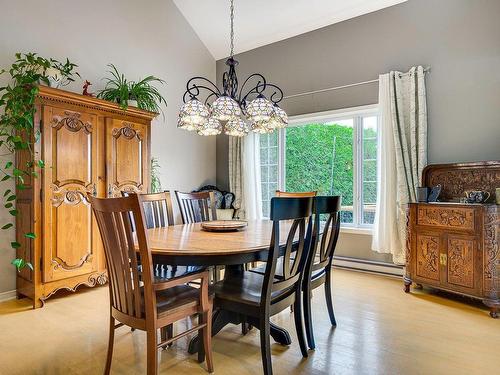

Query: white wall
[0,0,216,293]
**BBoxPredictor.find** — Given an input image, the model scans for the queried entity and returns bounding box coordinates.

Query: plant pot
[127,99,138,107]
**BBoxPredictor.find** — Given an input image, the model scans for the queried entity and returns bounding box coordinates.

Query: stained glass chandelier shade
[177,0,287,137]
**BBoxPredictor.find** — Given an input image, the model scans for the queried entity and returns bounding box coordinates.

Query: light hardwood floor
[0,269,498,375]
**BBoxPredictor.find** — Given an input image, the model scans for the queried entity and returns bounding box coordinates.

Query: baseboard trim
[0,289,16,303]
[332,255,403,277]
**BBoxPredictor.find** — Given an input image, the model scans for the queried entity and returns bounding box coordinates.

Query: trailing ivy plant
[0,52,79,271]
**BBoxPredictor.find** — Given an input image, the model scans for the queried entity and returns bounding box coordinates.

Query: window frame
[273,104,379,230]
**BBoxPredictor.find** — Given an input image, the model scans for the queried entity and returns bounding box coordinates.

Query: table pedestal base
[188,309,292,357]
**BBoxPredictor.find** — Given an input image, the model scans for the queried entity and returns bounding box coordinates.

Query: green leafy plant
[150,157,162,193]
[0,52,79,271]
[97,64,167,113]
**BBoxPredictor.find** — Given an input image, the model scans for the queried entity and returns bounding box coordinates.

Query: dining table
[146,219,296,356]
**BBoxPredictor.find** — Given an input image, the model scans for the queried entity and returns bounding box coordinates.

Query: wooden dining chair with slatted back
[90,194,214,375]
[134,191,207,344]
[175,191,217,224]
[302,195,342,350]
[213,197,313,375]
[175,190,222,282]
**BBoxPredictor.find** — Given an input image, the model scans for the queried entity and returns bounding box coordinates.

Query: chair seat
[142,284,214,316]
[213,271,289,307]
[153,264,206,283]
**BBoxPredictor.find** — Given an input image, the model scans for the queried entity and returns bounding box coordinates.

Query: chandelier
[177,0,287,137]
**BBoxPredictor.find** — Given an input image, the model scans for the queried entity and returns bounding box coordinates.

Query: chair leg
[303,288,315,350]
[325,272,337,326]
[260,317,273,375]
[202,308,214,373]
[198,313,206,364]
[104,316,115,375]
[146,328,158,375]
[160,324,173,350]
[293,297,309,358]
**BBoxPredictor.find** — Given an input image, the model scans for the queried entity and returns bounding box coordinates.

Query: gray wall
[0,0,216,294]
[216,0,500,263]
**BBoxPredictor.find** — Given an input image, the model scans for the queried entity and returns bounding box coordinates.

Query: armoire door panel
[106,119,148,197]
[43,107,99,282]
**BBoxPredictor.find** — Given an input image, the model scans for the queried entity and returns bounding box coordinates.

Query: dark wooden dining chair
[213,197,313,375]
[175,191,217,224]
[302,195,341,349]
[90,194,214,375]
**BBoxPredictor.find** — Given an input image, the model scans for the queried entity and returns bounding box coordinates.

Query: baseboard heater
[332,255,403,277]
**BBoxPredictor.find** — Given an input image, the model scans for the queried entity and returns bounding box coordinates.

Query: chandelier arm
[238,73,267,102]
[263,83,284,105]
[204,91,219,106]
[183,77,221,103]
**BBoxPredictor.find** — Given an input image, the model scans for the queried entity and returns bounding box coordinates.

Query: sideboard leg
[403,276,412,293]
[482,299,500,319]
[415,283,423,289]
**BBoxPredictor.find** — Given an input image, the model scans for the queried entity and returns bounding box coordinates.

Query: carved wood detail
[51,183,95,207]
[51,252,92,271]
[422,161,500,202]
[484,206,500,294]
[417,206,474,230]
[447,237,475,288]
[416,234,440,281]
[112,122,143,140]
[51,110,93,133]
[39,272,108,307]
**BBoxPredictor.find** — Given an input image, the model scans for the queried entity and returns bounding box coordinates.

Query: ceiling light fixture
[178,0,287,137]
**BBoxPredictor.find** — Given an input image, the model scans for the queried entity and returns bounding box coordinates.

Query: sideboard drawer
[417,206,475,231]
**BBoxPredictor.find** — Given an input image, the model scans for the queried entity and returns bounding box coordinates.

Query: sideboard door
[414,230,442,285]
[105,119,149,197]
[444,234,481,294]
[42,107,100,282]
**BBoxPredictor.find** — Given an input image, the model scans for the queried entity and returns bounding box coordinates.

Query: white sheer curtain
[372,66,428,264]
[242,133,262,220]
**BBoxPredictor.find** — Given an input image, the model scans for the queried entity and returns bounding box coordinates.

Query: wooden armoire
[404,161,500,318]
[16,86,155,308]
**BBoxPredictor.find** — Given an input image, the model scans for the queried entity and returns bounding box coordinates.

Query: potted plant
[97,64,167,113]
[0,52,79,271]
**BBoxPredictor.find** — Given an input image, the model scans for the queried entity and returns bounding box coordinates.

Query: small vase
[127,99,138,107]
[45,67,63,88]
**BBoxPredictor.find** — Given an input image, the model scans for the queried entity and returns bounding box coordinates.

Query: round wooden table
[147,220,294,355]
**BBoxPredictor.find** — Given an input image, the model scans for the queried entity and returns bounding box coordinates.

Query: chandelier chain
[230,0,235,57]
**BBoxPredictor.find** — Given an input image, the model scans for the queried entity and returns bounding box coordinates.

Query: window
[259,105,378,228]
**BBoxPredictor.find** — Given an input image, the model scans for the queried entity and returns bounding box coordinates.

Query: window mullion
[279,128,286,191]
[354,116,363,227]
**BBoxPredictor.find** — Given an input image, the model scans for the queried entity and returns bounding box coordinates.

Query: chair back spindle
[175,191,217,224]
[307,196,342,282]
[262,197,313,305]
[91,195,155,320]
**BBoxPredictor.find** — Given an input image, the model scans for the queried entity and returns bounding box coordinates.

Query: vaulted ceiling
[173,0,407,60]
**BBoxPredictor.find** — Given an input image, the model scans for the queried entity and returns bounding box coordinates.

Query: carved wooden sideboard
[16,86,155,308]
[404,161,500,318]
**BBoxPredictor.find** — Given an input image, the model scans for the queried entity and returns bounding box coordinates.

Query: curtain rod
[283,67,430,100]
